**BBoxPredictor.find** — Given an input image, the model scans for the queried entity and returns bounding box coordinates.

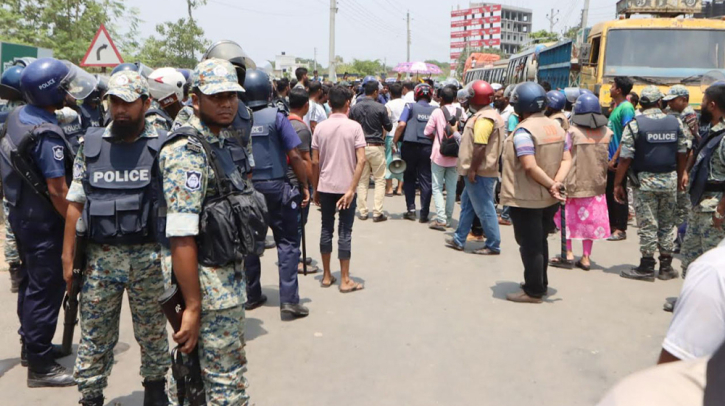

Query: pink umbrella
[392,61,442,75]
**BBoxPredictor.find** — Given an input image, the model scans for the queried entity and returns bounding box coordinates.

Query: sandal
[575,260,591,271]
[607,232,627,241]
[549,256,574,269]
[340,282,364,293]
[320,276,337,288]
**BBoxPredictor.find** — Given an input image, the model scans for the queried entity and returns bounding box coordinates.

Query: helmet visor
[205,41,257,70]
[136,63,154,79]
[60,61,97,100]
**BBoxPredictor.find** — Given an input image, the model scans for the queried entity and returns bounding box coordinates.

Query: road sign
[80,24,123,67]
[0,42,53,74]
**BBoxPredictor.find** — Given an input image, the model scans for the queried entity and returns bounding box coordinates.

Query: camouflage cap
[105,71,149,102]
[640,85,664,104]
[191,58,245,95]
[662,84,689,101]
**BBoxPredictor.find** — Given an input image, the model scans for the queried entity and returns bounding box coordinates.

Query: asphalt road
[0,193,683,406]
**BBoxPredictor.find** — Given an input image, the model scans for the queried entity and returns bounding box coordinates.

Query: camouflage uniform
[676,105,698,225]
[159,59,249,406]
[66,72,169,398]
[620,106,690,257]
[680,120,725,273]
[146,99,172,132]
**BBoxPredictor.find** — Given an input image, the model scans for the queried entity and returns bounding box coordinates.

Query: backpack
[439,107,462,157]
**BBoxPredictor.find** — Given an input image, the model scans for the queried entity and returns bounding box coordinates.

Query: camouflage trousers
[633,189,677,256]
[680,211,725,274]
[675,190,691,226]
[74,242,170,398]
[2,199,19,265]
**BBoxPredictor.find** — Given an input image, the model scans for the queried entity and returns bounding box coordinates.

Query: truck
[537,40,577,90]
[580,0,725,110]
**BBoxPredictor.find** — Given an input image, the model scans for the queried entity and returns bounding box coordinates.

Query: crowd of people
[1,36,725,405]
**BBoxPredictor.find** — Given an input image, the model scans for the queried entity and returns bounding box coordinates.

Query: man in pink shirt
[311,85,366,293]
[424,85,466,230]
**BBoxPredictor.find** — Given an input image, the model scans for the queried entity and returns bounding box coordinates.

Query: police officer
[79,77,107,128]
[499,82,570,303]
[159,58,252,405]
[545,90,569,131]
[62,71,170,406]
[0,57,95,387]
[614,86,690,282]
[393,83,437,223]
[681,84,725,276]
[243,69,311,319]
[0,65,26,292]
[147,67,187,131]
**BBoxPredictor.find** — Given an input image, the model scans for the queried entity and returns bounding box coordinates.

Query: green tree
[135,0,210,68]
[563,26,580,41]
[0,0,140,64]
[529,29,559,44]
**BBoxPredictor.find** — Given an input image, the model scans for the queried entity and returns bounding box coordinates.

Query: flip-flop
[549,256,574,269]
[321,276,337,288]
[298,264,320,274]
[607,233,626,241]
[575,260,591,271]
[340,282,364,293]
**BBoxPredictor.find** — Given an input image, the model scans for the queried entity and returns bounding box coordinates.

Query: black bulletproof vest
[60,113,84,156]
[80,103,103,128]
[403,102,436,145]
[0,106,72,213]
[82,127,166,244]
[231,101,253,174]
[689,128,725,206]
[632,115,680,174]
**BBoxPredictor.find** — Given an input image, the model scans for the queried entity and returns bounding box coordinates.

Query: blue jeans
[501,206,511,221]
[453,176,501,252]
[431,162,458,225]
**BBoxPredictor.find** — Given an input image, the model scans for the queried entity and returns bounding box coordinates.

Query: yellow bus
[580,17,725,110]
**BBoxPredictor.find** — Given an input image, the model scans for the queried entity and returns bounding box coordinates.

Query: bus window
[589,36,601,66]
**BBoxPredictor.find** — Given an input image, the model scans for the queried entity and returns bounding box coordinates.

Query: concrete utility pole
[329,0,337,81]
[546,8,560,33]
[581,0,590,36]
[407,10,411,63]
[314,47,317,72]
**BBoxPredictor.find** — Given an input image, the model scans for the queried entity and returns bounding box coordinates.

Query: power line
[207,0,315,17]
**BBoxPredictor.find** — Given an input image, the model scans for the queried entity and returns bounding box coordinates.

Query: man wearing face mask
[63,71,170,406]
[0,57,94,387]
[680,84,725,277]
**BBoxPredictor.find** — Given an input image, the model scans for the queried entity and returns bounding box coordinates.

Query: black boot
[620,257,656,282]
[79,396,104,406]
[27,361,75,387]
[143,379,169,406]
[8,262,21,293]
[657,255,679,281]
[21,338,68,367]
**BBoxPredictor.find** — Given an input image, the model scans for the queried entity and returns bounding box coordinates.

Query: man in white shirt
[493,86,515,133]
[303,81,326,133]
[385,82,407,195]
[657,238,725,364]
[402,81,415,103]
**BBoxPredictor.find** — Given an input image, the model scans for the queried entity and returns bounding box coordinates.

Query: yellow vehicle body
[580,17,725,111]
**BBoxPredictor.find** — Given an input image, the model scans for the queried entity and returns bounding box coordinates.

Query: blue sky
[125,0,619,66]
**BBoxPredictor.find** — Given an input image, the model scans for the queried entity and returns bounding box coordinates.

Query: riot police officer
[147,67,187,131]
[545,90,569,131]
[0,57,95,387]
[79,76,107,128]
[392,83,437,223]
[62,71,170,406]
[242,69,311,319]
[499,82,570,303]
[159,58,254,405]
[614,86,690,282]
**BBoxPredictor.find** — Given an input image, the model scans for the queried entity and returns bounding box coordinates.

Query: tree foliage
[529,30,560,44]
[0,0,140,64]
[563,26,580,41]
[336,59,385,76]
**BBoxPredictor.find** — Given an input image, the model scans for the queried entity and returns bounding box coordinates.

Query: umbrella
[392,61,443,75]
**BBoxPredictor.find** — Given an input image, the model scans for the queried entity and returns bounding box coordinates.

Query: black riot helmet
[202,40,257,87]
[243,69,272,110]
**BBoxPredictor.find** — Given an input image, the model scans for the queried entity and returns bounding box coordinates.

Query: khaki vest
[565,125,612,198]
[457,106,505,177]
[549,111,570,131]
[500,113,566,208]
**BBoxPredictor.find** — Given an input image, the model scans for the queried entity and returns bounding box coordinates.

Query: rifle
[61,218,86,356]
[158,284,206,406]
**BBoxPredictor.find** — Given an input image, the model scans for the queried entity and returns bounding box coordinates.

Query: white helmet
[148,68,186,106]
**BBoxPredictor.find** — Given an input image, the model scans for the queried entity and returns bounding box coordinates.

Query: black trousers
[319,192,356,260]
[606,170,628,231]
[509,205,559,298]
[401,142,432,219]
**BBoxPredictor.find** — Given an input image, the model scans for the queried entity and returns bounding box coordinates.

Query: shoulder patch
[73,161,84,180]
[52,145,64,161]
[185,170,202,191]
[186,137,203,153]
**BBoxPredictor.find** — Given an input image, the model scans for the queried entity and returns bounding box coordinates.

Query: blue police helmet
[243,69,272,109]
[546,90,566,111]
[1,66,24,92]
[20,58,70,107]
[510,82,547,116]
[580,88,594,96]
[177,68,192,82]
[362,75,377,86]
[574,93,602,115]
[111,62,139,76]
